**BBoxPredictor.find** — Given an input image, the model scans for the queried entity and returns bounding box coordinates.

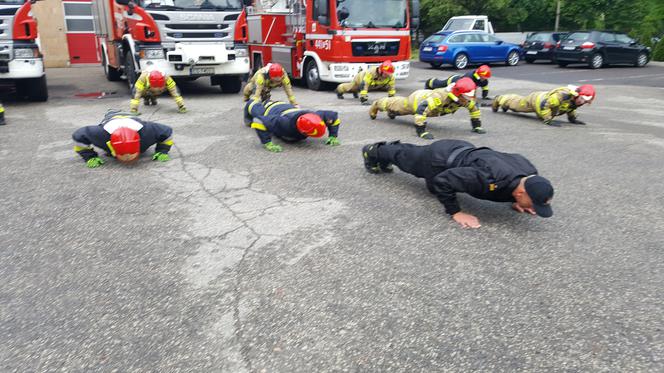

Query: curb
[648,60,664,67]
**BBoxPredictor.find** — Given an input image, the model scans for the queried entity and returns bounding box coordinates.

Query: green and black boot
[0,105,5,126]
[362,142,385,174]
[415,125,434,140]
[471,118,486,134]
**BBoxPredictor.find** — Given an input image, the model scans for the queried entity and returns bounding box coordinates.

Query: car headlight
[14,48,38,58]
[235,48,248,57]
[141,48,165,59]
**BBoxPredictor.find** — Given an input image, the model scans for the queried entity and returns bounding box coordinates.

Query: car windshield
[425,34,446,43]
[337,0,408,28]
[0,0,25,4]
[141,0,242,11]
[527,33,552,42]
[565,32,591,42]
[443,19,474,31]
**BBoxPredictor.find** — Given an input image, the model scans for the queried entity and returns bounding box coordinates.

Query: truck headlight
[235,48,248,57]
[14,48,38,58]
[141,48,165,60]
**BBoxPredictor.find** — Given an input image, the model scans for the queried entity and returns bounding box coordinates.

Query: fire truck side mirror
[410,0,420,29]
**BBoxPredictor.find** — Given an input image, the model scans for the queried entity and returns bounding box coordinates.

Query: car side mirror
[629,40,638,46]
[496,40,503,45]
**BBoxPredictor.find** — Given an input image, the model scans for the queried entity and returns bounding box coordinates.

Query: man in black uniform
[72,111,174,168]
[424,64,492,100]
[362,139,554,228]
[244,100,341,152]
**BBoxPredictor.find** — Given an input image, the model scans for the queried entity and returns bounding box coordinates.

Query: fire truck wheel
[219,75,242,94]
[103,53,122,82]
[124,52,138,91]
[17,76,48,102]
[305,59,323,91]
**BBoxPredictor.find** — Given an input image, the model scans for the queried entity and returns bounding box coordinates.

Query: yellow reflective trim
[447,92,459,102]
[251,122,267,131]
[473,72,480,80]
[265,101,287,115]
[106,141,116,157]
[135,80,146,90]
[0,106,4,113]
[74,145,92,152]
[161,139,174,146]
[166,78,176,89]
[331,119,341,126]
[281,108,303,115]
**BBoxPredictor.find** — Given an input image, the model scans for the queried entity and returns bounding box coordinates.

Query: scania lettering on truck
[92,0,250,93]
[0,0,47,101]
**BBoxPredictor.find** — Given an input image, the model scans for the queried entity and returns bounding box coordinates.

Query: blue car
[420,30,522,69]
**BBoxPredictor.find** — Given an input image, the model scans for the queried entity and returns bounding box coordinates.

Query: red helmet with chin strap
[110,127,141,156]
[148,70,166,88]
[268,63,284,79]
[296,113,326,138]
[476,64,491,78]
[451,77,477,98]
[379,60,395,75]
[577,84,596,101]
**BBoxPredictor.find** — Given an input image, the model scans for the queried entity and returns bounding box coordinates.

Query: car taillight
[581,42,595,49]
[543,42,553,48]
[556,41,561,48]
[437,45,448,52]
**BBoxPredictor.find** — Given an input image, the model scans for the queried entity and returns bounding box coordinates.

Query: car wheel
[525,57,535,64]
[453,53,468,69]
[635,52,648,67]
[305,59,323,91]
[589,53,603,69]
[506,50,520,66]
[429,62,442,68]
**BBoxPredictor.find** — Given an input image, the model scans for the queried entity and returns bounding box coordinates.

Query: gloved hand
[264,142,283,153]
[130,109,141,116]
[178,106,187,114]
[360,96,369,105]
[152,152,171,162]
[326,136,340,146]
[86,157,105,169]
[482,90,489,99]
[569,117,586,125]
[544,119,560,127]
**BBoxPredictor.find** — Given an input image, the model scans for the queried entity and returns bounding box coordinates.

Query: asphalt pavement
[1,61,663,372]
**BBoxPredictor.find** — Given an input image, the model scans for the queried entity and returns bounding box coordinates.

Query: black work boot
[336,91,344,99]
[378,140,399,173]
[0,110,5,126]
[352,92,359,99]
[144,97,152,106]
[471,118,486,134]
[150,97,158,106]
[362,142,386,174]
[415,125,434,140]
[387,111,396,120]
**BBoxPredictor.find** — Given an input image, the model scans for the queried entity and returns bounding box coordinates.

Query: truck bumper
[138,43,250,77]
[0,58,44,80]
[323,61,410,83]
[140,57,251,77]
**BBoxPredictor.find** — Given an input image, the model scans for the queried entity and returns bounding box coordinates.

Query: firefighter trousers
[493,93,537,113]
[243,81,272,102]
[369,96,413,119]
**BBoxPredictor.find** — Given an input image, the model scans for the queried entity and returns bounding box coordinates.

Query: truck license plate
[423,47,433,52]
[191,67,214,75]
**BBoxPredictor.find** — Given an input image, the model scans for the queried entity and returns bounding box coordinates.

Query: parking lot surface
[1,61,663,372]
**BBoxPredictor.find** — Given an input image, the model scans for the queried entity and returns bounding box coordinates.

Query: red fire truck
[245,0,419,90]
[92,0,251,92]
[0,0,48,101]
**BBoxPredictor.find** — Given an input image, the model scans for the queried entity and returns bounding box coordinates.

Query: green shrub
[652,41,664,61]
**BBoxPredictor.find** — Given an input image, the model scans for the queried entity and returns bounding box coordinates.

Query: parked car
[523,32,568,63]
[419,30,522,69]
[554,30,651,69]
[441,15,494,34]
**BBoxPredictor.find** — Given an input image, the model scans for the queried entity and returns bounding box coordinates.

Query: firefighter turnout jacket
[374,140,541,215]
[245,101,340,145]
[130,71,184,112]
[493,86,582,124]
[243,64,297,105]
[72,113,173,161]
[425,71,489,98]
[336,66,396,99]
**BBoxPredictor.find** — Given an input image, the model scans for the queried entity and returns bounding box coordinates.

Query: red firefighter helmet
[476,64,492,78]
[379,60,395,75]
[296,113,326,138]
[148,70,166,88]
[268,63,284,79]
[577,84,596,102]
[110,127,141,159]
[451,77,477,98]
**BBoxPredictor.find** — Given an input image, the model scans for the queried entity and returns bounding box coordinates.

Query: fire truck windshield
[0,0,25,4]
[336,0,407,28]
[141,0,242,11]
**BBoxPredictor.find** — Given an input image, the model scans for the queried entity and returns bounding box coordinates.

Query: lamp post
[555,0,561,31]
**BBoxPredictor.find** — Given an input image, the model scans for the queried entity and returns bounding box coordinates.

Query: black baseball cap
[525,176,554,218]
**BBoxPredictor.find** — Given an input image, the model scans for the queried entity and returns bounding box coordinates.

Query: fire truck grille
[351,41,400,57]
[167,23,229,31]
[167,32,229,39]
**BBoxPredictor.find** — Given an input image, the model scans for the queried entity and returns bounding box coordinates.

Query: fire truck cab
[92,0,251,93]
[246,0,418,90]
[0,0,48,101]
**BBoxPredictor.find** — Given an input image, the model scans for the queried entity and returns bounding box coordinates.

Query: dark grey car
[523,32,567,63]
[554,30,651,69]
